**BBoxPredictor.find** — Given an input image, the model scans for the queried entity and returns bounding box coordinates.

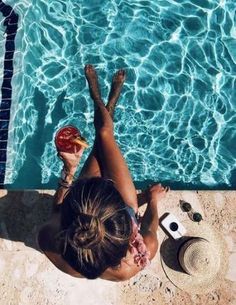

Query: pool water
[1,0,236,189]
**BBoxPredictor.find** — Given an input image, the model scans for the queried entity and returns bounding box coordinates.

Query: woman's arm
[141,199,159,234]
[53,148,84,209]
[140,184,169,259]
[53,166,77,208]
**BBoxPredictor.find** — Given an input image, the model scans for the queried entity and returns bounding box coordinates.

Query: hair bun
[69,213,105,250]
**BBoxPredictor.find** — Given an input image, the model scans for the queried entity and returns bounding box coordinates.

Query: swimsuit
[125,206,151,269]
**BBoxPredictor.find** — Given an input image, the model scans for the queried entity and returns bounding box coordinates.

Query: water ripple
[4,0,236,189]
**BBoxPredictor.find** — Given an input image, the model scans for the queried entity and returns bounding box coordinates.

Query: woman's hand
[58,146,84,173]
[145,183,169,204]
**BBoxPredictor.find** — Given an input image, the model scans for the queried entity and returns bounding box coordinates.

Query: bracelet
[61,167,75,181]
[58,178,72,189]
[58,167,76,189]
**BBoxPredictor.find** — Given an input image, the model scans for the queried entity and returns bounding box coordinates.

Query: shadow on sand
[0,191,54,252]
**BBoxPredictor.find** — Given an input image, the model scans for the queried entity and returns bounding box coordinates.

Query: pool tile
[0,4,12,16]
[0,162,6,174]
[0,0,18,188]
[0,130,8,141]
[3,70,13,78]
[6,26,18,35]
[1,88,12,98]
[0,110,10,120]
[3,61,13,71]
[0,3,8,11]
[5,15,18,23]
[0,121,9,129]
[0,150,6,162]
[0,178,5,186]
[0,141,8,149]
[0,99,11,110]
[2,79,12,88]
[6,40,15,50]
[5,51,14,59]
[5,31,17,38]
[6,18,18,25]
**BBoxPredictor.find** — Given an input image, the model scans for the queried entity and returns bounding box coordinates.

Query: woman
[38,65,169,281]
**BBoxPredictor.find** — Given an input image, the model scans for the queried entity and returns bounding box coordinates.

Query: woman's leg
[80,65,138,211]
[79,69,125,178]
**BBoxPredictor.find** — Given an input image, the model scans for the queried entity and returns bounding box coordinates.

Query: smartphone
[160,213,186,239]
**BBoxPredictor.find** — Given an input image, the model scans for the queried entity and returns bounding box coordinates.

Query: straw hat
[160,221,228,294]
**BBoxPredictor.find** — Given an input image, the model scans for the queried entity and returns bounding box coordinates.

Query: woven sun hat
[160,221,228,294]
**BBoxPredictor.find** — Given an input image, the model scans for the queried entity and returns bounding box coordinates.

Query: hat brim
[160,221,228,294]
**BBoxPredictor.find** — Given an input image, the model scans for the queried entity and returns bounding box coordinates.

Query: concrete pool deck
[0,190,235,305]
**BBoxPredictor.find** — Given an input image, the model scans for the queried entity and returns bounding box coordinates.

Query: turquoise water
[3,0,236,189]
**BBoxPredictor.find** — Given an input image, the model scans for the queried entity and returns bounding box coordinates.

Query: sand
[0,189,235,305]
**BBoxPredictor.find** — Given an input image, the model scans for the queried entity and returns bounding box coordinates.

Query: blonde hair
[57,177,132,279]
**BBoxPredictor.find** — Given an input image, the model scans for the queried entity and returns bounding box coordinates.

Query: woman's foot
[106,69,126,118]
[84,64,102,102]
[85,64,114,131]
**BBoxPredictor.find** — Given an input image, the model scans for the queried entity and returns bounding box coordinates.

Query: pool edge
[0,1,19,188]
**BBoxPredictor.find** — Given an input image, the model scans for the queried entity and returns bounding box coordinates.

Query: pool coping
[0,189,235,304]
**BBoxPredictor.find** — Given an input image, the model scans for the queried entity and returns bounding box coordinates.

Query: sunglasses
[180,200,202,222]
